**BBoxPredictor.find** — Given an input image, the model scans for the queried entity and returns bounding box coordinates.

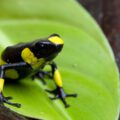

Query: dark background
[78,0,120,70]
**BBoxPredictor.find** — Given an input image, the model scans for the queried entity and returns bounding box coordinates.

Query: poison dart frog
[0,34,77,108]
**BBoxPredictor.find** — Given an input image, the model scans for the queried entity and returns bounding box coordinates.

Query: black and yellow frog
[0,34,77,108]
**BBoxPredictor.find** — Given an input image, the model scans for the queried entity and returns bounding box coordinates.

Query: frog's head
[34,34,64,61]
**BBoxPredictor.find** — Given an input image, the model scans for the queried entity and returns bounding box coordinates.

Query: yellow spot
[48,36,64,45]
[5,69,19,79]
[21,48,38,64]
[0,78,4,91]
[0,58,6,65]
[32,58,45,69]
[54,69,63,87]
[21,48,45,69]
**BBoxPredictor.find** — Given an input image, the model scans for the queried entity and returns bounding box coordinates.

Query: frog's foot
[0,92,21,108]
[46,87,77,108]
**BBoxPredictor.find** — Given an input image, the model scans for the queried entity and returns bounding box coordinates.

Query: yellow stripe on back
[48,36,64,45]
[21,48,45,69]
[21,48,38,65]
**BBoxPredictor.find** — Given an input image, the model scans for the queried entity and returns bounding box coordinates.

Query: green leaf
[0,20,119,120]
[0,0,119,120]
[0,0,114,59]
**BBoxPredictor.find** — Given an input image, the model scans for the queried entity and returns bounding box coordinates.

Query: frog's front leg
[0,62,27,107]
[32,70,53,84]
[46,62,77,108]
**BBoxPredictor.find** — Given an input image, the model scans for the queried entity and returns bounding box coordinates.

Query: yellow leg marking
[0,78,4,92]
[5,69,19,79]
[54,69,63,87]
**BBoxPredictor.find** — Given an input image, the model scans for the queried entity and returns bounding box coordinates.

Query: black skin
[0,34,77,108]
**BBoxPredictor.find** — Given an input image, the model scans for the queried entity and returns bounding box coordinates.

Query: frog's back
[1,43,30,63]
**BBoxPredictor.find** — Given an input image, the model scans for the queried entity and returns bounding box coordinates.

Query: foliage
[0,0,119,120]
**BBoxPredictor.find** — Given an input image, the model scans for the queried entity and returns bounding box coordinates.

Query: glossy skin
[0,34,77,108]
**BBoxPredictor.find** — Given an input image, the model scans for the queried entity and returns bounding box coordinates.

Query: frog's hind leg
[0,92,21,108]
[0,62,28,108]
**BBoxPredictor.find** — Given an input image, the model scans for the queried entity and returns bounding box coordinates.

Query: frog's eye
[35,42,45,49]
[40,43,45,48]
[35,41,54,50]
